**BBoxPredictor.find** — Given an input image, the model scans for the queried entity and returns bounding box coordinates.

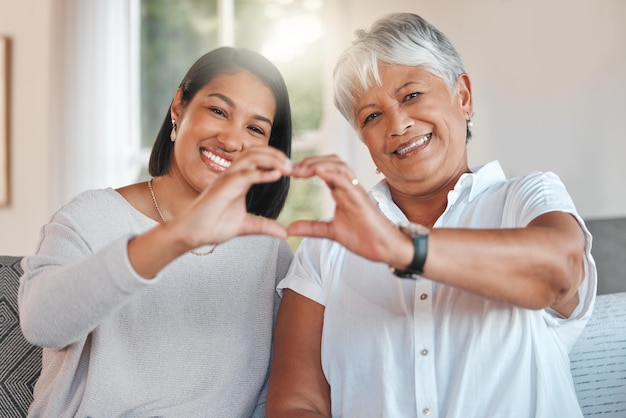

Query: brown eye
[248,126,265,136]
[210,107,226,117]
[403,92,421,102]
[363,112,381,126]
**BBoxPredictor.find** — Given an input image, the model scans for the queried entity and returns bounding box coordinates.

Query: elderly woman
[267,12,596,418]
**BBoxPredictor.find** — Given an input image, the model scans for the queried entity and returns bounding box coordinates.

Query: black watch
[390,222,430,279]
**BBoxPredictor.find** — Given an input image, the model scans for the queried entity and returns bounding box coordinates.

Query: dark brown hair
[149,47,292,219]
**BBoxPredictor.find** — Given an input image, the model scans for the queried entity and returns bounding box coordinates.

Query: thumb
[287,220,335,240]
[243,216,289,240]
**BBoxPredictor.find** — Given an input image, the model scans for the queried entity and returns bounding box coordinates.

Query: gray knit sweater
[18,188,293,417]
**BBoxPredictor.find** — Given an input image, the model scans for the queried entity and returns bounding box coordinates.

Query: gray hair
[333,13,466,128]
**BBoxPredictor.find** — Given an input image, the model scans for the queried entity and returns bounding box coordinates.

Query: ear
[456,73,473,115]
[170,88,184,122]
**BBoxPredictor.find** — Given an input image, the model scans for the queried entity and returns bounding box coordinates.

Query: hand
[172,146,293,248]
[288,155,411,265]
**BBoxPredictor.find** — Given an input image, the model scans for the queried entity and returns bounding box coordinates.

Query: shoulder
[502,170,572,205]
[293,236,347,273]
[496,170,578,227]
[462,165,578,227]
[49,188,149,239]
[59,188,128,213]
[507,170,565,188]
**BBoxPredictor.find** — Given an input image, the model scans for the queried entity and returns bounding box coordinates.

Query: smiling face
[355,64,473,198]
[169,70,276,191]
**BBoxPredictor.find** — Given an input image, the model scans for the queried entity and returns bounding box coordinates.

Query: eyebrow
[394,81,420,95]
[356,103,377,116]
[207,92,273,126]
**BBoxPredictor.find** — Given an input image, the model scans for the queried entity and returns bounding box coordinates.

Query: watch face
[400,222,430,237]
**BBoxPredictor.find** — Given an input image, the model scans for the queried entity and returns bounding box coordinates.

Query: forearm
[423,221,584,309]
[127,221,193,278]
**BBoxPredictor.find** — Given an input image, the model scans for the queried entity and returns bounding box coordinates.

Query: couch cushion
[570,292,626,417]
[0,256,42,417]
[585,218,626,294]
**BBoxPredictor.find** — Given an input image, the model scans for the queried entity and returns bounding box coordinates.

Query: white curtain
[50,0,139,209]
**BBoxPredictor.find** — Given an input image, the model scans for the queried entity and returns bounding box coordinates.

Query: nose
[387,106,414,137]
[216,128,244,152]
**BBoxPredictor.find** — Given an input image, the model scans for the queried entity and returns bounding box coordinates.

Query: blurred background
[1,0,625,254]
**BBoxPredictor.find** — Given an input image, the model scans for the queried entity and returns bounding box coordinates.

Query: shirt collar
[465,160,506,202]
[369,180,407,223]
[369,160,506,220]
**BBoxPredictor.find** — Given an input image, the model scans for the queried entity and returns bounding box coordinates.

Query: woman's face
[170,70,276,190]
[354,64,472,197]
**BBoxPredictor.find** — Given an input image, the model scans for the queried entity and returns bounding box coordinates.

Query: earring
[466,113,474,142]
[170,120,177,142]
[375,167,381,175]
[466,113,474,130]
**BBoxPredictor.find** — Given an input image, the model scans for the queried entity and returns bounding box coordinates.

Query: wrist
[390,222,430,279]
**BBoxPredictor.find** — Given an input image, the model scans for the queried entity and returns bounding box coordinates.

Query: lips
[201,149,232,170]
[394,133,432,156]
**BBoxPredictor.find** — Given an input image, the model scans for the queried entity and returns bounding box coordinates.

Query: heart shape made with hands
[287,156,361,192]
[283,165,405,267]
[282,160,391,244]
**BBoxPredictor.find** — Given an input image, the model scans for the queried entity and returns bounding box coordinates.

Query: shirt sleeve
[544,212,597,351]
[504,171,597,350]
[276,237,330,306]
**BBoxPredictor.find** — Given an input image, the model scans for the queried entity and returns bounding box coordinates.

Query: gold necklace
[148,179,218,256]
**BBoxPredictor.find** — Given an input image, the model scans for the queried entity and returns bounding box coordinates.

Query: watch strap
[391,223,429,279]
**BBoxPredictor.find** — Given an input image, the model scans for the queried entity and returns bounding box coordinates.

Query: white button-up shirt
[278,161,597,418]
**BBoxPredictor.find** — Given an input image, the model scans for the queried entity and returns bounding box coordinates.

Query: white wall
[321,0,626,219]
[1,0,625,255]
[0,0,54,255]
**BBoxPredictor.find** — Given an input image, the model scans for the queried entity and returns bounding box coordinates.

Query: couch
[2,235,626,416]
[0,256,42,417]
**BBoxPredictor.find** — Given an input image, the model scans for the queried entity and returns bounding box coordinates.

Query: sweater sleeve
[18,192,158,349]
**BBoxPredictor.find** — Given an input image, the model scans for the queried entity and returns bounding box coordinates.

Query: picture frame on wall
[1,36,9,207]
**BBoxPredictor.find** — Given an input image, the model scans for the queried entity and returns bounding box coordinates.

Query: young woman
[19,47,293,417]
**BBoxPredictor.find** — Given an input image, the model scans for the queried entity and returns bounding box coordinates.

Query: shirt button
[420,293,428,300]
[421,348,429,356]
[423,408,431,416]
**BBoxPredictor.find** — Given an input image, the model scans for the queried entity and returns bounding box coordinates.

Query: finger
[292,155,344,176]
[291,154,345,179]
[229,146,293,175]
[314,165,361,192]
[293,153,343,167]
[287,220,336,239]
[226,167,286,190]
[242,216,289,240]
[292,159,360,195]
[213,156,290,198]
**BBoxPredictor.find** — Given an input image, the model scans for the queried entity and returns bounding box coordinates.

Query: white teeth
[396,134,432,155]
[202,150,231,168]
